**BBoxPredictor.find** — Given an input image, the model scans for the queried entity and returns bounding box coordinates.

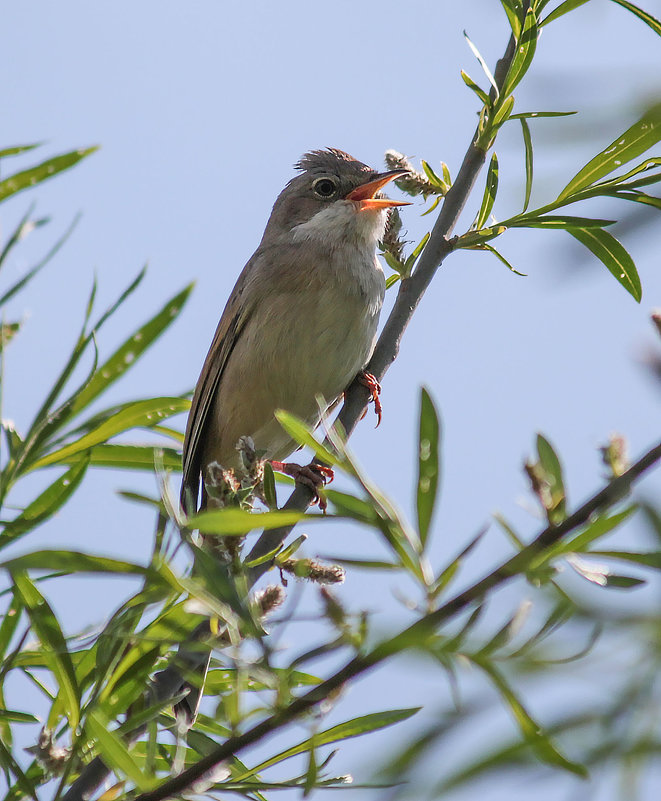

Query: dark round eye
[312,177,338,199]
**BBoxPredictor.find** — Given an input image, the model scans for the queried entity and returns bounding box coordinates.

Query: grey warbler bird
[181,148,409,514]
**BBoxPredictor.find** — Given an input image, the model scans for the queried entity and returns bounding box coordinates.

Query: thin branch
[133,440,661,801]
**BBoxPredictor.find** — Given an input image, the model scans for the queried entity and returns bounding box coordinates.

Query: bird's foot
[270,461,334,511]
[357,370,382,427]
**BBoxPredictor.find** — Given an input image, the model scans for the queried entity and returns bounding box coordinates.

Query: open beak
[346,169,411,210]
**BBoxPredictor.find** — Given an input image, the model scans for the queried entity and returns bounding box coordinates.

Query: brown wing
[180,268,256,514]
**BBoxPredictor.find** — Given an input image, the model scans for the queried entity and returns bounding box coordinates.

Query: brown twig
[133,440,661,801]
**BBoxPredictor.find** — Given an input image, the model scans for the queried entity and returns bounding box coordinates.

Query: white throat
[290,200,387,249]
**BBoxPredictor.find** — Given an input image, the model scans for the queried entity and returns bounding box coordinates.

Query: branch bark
[133,440,661,801]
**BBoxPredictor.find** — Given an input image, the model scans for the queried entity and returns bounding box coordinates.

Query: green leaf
[262,461,278,509]
[475,153,499,229]
[502,8,538,98]
[507,215,615,228]
[568,227,641,302]
[464,32,498,96]
[86,712,156,790]
[500,0,523,38]
[460,70,490,105]
[29,398,189,469]
[0,214,79,307]
[520,118,533,211]
[0,736,38,799]
[590,549,661,569]
[416,388,441,547]
[0,710,38,724]
[1,551,148,576]
[492,95,515,128]
[68,284,193,417]
[2,457,90,547]
[0,594,23,665]
[541,0,593,26]
[0,144,42,159]
[69,443,182,472]
[12,572,80,729]
[274,409,343,468]
[510,111,577,119]
[187,507,306,536]
[385,273,401,290]
[610,0,661,36]
[559,103,661,200]
[0,147,98,203]
[473,658,587,777]
[403,232,430,276]
[234,708,421,780]
[477,243,527,276]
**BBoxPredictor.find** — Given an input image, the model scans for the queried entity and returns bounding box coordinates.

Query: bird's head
[263,148,410,248]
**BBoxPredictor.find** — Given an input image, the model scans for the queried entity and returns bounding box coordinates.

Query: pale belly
[201,284,381,470]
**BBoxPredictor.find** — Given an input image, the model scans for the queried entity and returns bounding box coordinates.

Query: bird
[180,148,409,515]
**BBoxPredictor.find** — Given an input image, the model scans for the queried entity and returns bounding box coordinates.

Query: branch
[133,440,661,801]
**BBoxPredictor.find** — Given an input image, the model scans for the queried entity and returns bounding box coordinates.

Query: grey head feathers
[260,148,378,241]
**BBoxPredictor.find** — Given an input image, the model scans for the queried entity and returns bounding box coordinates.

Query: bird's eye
[312,177,338,199]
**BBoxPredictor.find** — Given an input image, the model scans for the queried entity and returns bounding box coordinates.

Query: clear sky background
[2,1,661,798]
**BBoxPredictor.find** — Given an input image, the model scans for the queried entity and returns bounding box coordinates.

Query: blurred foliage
[0,2,660,800]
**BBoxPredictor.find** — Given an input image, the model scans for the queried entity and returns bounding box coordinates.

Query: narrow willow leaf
[590,549,661,569]
[235,709,420,780]
[403,232,430,276]
[507,214,615,228]
[502,8,539,98]
[604,573,646,589]
[0,594,22,666]
[186,507,305,536]
[500,0,523,38]
[421,161,448,191]
[541,0,593,26]
[421,196,442,217]
[0,148,98,203]
[385,273,401,290]
[0,144,42,159]
[0,204,45,272]
[0,736,37,799]
[86,712,155,790]
[559,103,661,200]
[382,250,404,275]
[473,659,587,776]
[274,409,342,467]
[475,153,499,230]
[520,118,533,211]
[492,96,515,128]
[262,462,277,510]
[2,458,90,548]
[460,70,490,105]
[416,388,441,547]
[478,243,527,276]
[319,556,400,570]
[12,572,80,729]
[464,32,498,96]
[568,227,641,302]
[0,214,80,307]
[72,443,181,472]
[324,489,379,526]
[510,111,577,119]
[536,434,565,499]
[610,0,661,36]
[1,551,148,576]
[69,284,193,417]
[29,398,189,469]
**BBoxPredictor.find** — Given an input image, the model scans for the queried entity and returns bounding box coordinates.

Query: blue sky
[2,1,661,798]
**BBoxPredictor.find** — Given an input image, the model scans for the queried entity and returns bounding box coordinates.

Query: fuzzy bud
[281,558,345,585]
[600,434,629,478]
[24,729,69,777]
[253,584,286,618]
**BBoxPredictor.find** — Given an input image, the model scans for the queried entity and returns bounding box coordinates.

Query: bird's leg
[357,369,382,427]
[270,461,334,511]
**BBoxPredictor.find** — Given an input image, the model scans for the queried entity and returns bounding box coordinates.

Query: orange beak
[346,169,411,210]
